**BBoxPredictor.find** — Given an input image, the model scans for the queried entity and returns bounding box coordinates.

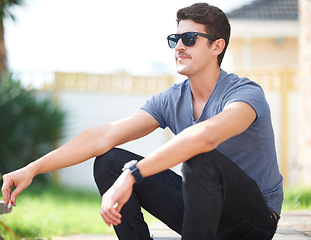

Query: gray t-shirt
[141,69,283,215]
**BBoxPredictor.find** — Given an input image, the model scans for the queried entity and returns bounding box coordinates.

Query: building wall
[55,90,173,191]
[228,37,298,69]
[298,0,311,186]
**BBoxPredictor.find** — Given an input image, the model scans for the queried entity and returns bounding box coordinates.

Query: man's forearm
[28,126,112,176]
[137,122,217,178]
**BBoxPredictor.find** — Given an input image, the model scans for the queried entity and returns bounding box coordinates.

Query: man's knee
[94,147,128,173]
[182,150,225,184]
[93,148,127,193]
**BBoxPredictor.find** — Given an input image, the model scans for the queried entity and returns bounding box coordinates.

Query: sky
[4,0,253,87]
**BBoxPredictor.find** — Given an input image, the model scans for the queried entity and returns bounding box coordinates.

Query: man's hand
[1,167,34,208]
[100,170,136,226]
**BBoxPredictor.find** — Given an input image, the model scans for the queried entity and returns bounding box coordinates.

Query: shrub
[0,72,66,183]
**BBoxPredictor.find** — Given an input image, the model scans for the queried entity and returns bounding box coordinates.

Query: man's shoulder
[159,78,190,98]
[222,69,261,88]
[170,78,190,90]
[219,70,263,95]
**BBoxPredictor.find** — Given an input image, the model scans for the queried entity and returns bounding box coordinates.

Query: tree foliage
[0,73,66,182]
[0,0,25,73]
[0,0,24,21]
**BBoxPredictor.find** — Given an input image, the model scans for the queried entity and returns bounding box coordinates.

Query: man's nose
[175,38,186,51]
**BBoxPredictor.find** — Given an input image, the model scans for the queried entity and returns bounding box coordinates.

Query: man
[2,3,282,240]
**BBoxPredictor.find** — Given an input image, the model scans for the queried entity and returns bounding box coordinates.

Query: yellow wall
[228,37,298,69]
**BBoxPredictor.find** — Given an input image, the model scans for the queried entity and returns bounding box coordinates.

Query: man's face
[174,20,214,78]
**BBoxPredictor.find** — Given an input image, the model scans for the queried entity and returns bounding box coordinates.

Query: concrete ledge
[0,201,11,215]
[50,211,311,240]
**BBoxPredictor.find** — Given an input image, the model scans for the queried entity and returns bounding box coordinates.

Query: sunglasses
[167,32,218,49]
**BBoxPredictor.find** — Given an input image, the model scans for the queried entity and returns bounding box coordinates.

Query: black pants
[93,148,278,240]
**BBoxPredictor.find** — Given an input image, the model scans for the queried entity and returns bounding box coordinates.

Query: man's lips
[176,52,191,62]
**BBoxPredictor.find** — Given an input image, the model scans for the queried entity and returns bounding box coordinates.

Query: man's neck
[189,67,221,102]
[188,67,221,121]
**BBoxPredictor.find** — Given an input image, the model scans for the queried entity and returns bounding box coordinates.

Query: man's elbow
[197,126,220,153]
[202,135,219,152]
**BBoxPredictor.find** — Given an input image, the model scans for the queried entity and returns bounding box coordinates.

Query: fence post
[51,72,62,183]
[280,69,291,186]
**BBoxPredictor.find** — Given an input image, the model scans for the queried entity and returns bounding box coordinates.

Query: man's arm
[1,110,160,207]
[100,101,257,226]
[138,101,257,176]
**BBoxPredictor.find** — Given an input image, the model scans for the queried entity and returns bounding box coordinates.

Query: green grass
[1,183,310,239]
[0,183,158,239]
[282,186,311,211]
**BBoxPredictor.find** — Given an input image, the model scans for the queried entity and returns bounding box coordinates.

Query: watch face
[124,160,137,169]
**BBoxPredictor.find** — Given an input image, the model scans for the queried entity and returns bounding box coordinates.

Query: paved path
[52,211,311,240]
[274,211,311,240]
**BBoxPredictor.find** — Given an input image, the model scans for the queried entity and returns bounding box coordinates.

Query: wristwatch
[122,160,144,183]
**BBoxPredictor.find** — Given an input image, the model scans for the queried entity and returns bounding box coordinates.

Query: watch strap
[129,164,144,183]
[123,160,144,183]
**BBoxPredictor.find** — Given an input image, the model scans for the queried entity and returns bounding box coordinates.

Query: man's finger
[1,187,10,205]
[100,202,122,226]
[114,202,124,213]
[100,210,121,226]
[1,176,12,205]
[10,185,24,207]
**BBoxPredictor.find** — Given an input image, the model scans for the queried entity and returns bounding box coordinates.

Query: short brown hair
[177,3,231,67]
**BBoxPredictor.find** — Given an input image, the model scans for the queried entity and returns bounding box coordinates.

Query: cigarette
[8,201,12,210]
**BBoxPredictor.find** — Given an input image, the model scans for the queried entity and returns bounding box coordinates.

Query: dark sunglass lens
[183,32,196,47]
[167,34,179,48]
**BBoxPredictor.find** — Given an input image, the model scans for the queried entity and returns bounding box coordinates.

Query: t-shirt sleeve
[141,91,168,129]
[223,80,269,121]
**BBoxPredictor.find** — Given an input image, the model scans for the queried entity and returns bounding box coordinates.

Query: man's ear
[212,38,225,56]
